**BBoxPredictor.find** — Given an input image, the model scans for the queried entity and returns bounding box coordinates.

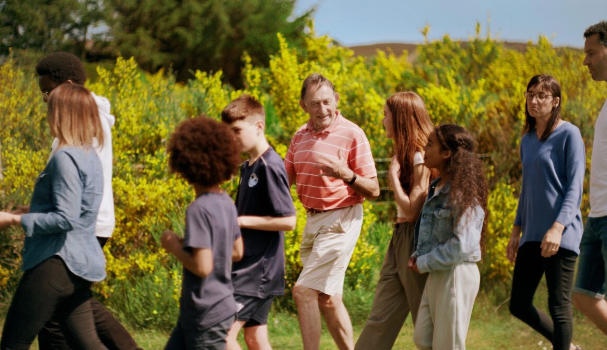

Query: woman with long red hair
[356,91,434,350]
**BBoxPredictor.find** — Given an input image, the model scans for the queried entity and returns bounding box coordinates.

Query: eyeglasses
[525,91,553,102]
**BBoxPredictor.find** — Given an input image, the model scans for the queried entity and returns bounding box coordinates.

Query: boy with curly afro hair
[162,116,244,350]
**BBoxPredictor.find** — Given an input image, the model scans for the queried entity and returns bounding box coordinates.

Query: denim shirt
[20,147,106,282]
[413,178,484,273]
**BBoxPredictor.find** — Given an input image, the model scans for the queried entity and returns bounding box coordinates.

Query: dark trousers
[0,257,106,350]
[38,237,140,350]
[165,315,235,350]
[509,242,577,350]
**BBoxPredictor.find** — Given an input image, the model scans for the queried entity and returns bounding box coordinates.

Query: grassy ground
[128,296,605,350]
[2,225,605,349]
[3,288,605,350]
[121,302,607,350]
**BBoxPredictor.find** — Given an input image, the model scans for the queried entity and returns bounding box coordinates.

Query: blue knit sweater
[514,122,585,254]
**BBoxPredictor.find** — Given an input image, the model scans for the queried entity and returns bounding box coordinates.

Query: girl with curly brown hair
[356,91,433,350]
[410,124,488,350]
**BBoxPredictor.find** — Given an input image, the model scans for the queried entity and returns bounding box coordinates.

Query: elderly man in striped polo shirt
[285,73,380,350]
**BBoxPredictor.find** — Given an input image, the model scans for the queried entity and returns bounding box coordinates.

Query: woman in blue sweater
[507,75,585,350]
[0,84,107,349]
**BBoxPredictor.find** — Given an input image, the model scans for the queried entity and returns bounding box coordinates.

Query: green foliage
[0,0,107,57]
[106,0,311,85]
[109,259,181,331]
[2,0,311,85]
[481,179,518,287]
[2,24,607,330]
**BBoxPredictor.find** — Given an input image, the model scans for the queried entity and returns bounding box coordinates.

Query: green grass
[2,222,606,349]
[128,297,607,349]
[3,286,605,350]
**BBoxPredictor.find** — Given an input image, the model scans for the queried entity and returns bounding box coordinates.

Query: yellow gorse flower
[1,24,606,327]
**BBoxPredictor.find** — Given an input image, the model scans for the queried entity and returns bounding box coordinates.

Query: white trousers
[413,262,480,350]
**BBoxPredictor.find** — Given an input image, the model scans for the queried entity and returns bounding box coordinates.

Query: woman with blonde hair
[356,91,434,350]
[0,83,108,349]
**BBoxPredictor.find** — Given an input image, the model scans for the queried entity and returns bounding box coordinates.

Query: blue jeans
[574,215,607,298]
[165,315,235,350]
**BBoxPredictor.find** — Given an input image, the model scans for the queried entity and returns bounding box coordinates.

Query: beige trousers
[296,204,363,296]
[413,262,480,350]
[355,222,428,350]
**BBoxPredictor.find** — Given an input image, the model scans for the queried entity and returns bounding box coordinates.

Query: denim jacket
[20,147,106,282]
[413,178,484,273]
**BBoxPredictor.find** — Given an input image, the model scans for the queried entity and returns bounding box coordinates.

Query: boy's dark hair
[168,116,241,187]
[584,21,607,47]
[35,52,86,85]
[221,94,265,123]
[300,73,335,100]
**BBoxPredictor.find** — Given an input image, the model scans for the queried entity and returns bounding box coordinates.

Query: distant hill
[348,43,419,57]
[347,41,574,61]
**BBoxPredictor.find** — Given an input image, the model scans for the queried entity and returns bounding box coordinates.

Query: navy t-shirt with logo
[179,192,241,330]
[233,147,296,298]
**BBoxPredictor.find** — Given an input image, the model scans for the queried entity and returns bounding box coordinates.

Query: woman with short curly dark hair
[162,116,244,350]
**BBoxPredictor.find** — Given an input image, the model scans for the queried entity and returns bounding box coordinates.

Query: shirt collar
[303,111,343,135]
[428,177,450,200]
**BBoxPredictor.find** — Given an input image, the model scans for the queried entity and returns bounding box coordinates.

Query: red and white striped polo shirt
[285,114,377,211]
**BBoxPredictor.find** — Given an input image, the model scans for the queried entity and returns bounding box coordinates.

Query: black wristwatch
[347,172,357,185]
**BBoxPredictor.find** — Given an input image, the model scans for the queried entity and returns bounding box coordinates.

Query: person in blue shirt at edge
[161,116,244,350]
[221,94,296,350]
[506,75,585,350]
[0,84,108,349]
[409,124,488,350]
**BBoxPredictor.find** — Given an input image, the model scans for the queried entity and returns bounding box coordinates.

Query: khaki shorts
[295,204,363,296]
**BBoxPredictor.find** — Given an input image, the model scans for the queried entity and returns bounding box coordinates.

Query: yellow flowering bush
[482,179,519,286]
[0,57,50,293]
[2,23,607,328]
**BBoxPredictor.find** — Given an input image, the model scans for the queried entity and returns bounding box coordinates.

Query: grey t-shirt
[178,192,241,330]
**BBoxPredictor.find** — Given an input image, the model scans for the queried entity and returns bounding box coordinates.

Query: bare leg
[572,292,607,335]
[318,293,353,350]
[293,285,321,350]
[244,325,272,350]
[226,320,245,350]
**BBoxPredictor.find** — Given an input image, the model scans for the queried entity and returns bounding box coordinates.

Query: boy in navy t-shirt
[161,116,244,350]
[222,95,296,349]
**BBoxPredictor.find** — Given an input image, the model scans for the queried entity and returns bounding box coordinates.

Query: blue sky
[293,0,607,48]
